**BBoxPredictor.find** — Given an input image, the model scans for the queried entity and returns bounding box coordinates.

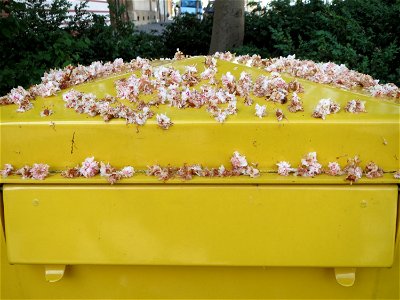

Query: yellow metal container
[1,57,399,298]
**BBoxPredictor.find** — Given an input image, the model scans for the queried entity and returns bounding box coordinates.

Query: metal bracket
[45,265,66,282]
[334,267,356,287]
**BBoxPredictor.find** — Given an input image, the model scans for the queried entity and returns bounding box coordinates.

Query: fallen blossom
[326,162,342,176]
[231,151,248,169]
[221,72,236,94]
[174,48,185,60]
[245,165,260,178]
[146,165,175,181]
[277,161,293,176]
[343,156,363,183]
[394,171,400,179]
[156,113,173,129]
[296,152,322,177]
[312,98,340,119]
[204,56,217,68]
[276,109,285,121]
[253,73,289,103]
[16,165,32,179]
[255,103,266,118]
[30,163,50,180]
[213,51,234,61]
[40,108,53,117]
[80,157,100,178]
[61,166,80,178]
[288,80,304,93]
[0,164,14,177]
[218,165,229,177]
[100,162,115,177]
[345,100,366,113]
[288,92,304,112]
[364,162,383,179]
[119,166,135,178]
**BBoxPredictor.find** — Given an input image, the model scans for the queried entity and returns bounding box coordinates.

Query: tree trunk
[209,0,244,54]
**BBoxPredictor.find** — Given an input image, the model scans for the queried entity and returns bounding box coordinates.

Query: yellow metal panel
[4,184,397,267]
[1,57,399,176]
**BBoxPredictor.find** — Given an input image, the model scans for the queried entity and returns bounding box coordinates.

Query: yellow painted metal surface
[3,184,397,267]
[1,57,399,299]
[1,57,399,179]
[1,210,399,299]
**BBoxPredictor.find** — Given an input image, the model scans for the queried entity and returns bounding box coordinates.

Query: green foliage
[1,0,398,95]
[242,0,400,85]
[0,0,164,95]
[162,14,213,57]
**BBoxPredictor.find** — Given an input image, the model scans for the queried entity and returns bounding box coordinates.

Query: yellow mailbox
[1,55,399,299]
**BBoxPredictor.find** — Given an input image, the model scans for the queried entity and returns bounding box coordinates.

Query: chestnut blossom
[61,166,80,178]
[326,162,342,176]
[364,162,383,179]
[288,92,304,112]
[221,72,236,94]
[5,86,34,112]
[80,157,100,178]
[99,162,122,184]
[288,80,304,93]
[16,165,32,179]
[253,73,289,103]
[345,100,366,113]
[231,151,248,169]
[343,156,363,183]
[174,48,185,60]
[312,98,340,119]
[277,161,293,176]
[156,113,173,129]
[30,163,50,180]
[146,165,175,181]
[255,103,266,118]
[368,83,399,98]
[119,166,135,178]
[296,152,322,177]
[0,164,14,177]
[276,109,285,121]
[213,51,234,61]
[182,65,199,86]
[40,108,53,117]
[218,165,228,177]
[245,166,260,178]
[237,72,253,98]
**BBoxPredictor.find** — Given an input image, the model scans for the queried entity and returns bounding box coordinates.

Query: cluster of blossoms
[0,86,34,112]
[1,57,152,112]
[364,161,384,179]
[212,51,399,99]
[201,55,218,85]
[253,72,291,103]
[40,107,53,117]
[288,92,304,112]
[61,157,134,184]
[0,163,49,180]
[312,98,341,119]
[146,151,259,181]
[295,152,323,177]
[63,89,154,125]
[342,156,363,183]
[255,103,266,118]
[276,153,386,182]
[156,113,173,129]
[275,109,285,121]
[345,99,366,113]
